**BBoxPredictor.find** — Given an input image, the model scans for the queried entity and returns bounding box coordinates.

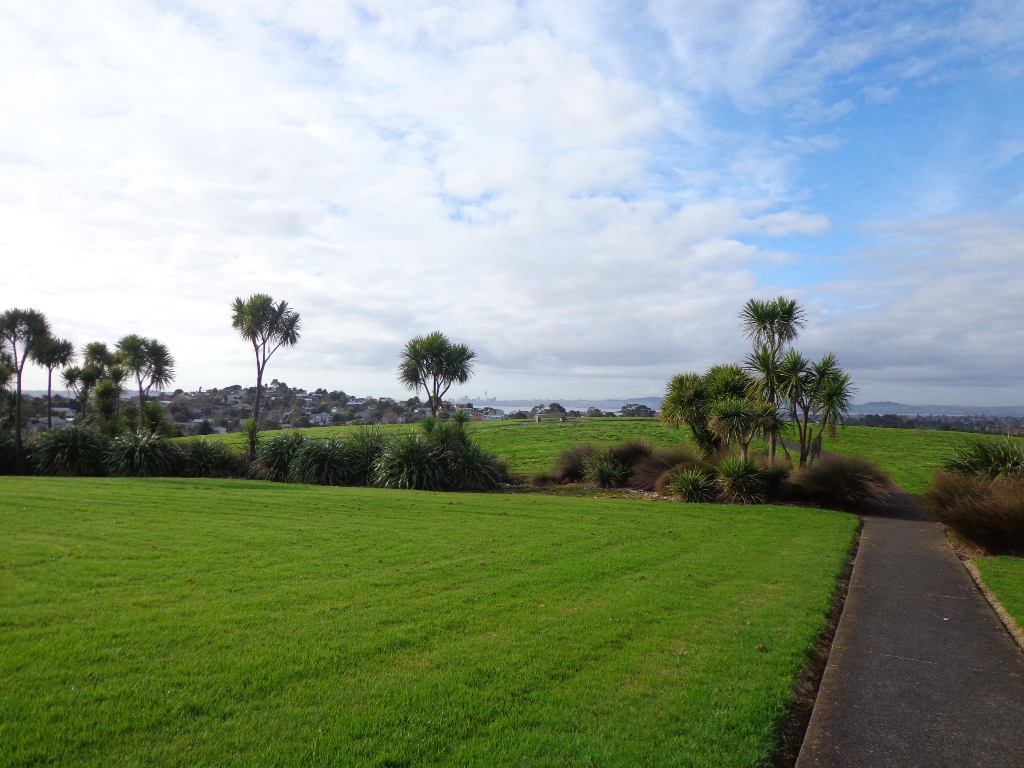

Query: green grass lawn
[0,477,856,767]
[975,557,1024,635]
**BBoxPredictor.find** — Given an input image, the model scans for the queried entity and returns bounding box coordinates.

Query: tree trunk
[14,361,25,474]
[46,368,53,430]
[138,376,146,431]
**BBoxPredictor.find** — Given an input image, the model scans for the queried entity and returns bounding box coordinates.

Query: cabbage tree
[397,331,476,417]
[0,308,51,472]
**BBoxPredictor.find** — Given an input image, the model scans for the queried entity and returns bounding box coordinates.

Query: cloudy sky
[2,1,1023,404]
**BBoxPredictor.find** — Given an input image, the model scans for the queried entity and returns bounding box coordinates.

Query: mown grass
[975,557,1024,634]
[0,477,856,767]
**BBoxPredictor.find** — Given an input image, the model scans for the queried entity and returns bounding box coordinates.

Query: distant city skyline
[3,1,1023,405]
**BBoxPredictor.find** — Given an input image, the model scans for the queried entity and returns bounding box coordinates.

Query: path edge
[945,528,1024,654]
[771,516,863,768]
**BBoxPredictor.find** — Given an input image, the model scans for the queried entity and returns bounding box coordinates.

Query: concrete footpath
[796,502,1024,766]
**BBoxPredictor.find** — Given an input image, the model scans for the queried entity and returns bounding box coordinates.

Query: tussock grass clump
[628,447,699,491]
[553,443,599,484]
[289,439,353,486]
[181,438,241,478]
[34,425,109,477]
[928,473,1024,555]
[446,442,508,491]
[347,427,387,486]
[943,437,1024,480]
[610,439,654,470]
[583,449,629,488]
[250,432,305,482]
[373,434,446,491]
[0,436,16,475]
[787,455,889,512]
[667,468,718,502]
[107,432,180,478]
[716,458,768,504]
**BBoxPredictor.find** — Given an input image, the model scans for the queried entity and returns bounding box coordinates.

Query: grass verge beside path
[975,557,1024,637]
[1,477,855,767]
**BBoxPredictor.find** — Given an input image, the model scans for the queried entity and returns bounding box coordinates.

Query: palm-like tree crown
[397,331,476,416]
[739,297,806,356]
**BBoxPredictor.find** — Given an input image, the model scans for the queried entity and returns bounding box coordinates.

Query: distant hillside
[852,402,1024,417]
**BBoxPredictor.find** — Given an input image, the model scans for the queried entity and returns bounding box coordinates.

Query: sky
[2,0,1023,404]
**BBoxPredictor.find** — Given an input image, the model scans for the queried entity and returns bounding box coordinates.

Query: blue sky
[2,0,1023,403]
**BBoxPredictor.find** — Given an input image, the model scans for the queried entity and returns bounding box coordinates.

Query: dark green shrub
[289,439,353,486]
[0,435,16,475]
[756,457,793,499]
[34,425,109,477]
[372,434,446,491]
[553,443,599,483]
[181,439,241,478]
[452,410,471,426]
[943,437,1024,480]
[447,442,507,491]
[420,416,437,436]
[927,473,1024,555]
[716,458,768,503]
[107,432,180,477]
[583,449,628,488]
[250,431,305,482]
[628,446,699,491]
[429,421,470,454]
[347,427,387,486]
[786,455,889,512]
[667,468,718,502]
[610,438,654,470]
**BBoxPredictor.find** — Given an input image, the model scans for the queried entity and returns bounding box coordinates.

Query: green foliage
[0,435,16,475]
[372,433,446,491]
[33,425,109,477]
[583,449,628,488]
[397,331,476,416]
[347,426,388,486]
[288,439,353,486]
[928,473,1024,555]
[943,437,1024,480]
[143,401,172,436]
[251,432,306,482]
[451,409,471,426]
[181,438,240,479]
[716,458,768,504]
[445,442,508,491]
[106,432,180,478]
[668,468,719,502]
[787,455,889,512]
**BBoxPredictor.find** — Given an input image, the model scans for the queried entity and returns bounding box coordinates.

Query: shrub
[928,473,1024,555]
[446,442,507,491]
[0,435,16,475]
[943,437,1024,480]
[106,432,180,477]
[347,427,388,486]
[429,421,470,454]
[250,432,305,482]
[786,455,889,512]
[628,446,699,491]
[610,438,655,470]
[583,449,628,488]
[34,425,109,477]
[756,456,793,499]
[668,468,718,502]
[716,458,768,504]
[289,438,352,486]
[373,434,446,491]
[553,443,599,483]
[181,438,241,478]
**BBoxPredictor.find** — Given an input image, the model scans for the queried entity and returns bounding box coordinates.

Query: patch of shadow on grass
[771,518,863,768]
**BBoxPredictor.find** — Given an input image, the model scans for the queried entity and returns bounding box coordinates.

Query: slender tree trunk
[138,375,146,431]
[251,355,263,460]
[14,362,25,474]
[46,368,53,430]
[799,406,812,467]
